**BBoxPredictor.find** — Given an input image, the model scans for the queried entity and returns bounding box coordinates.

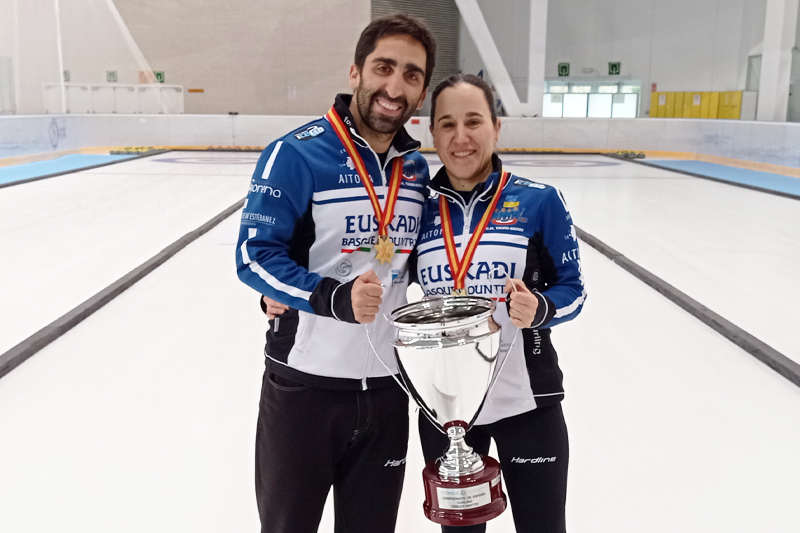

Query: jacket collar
[331,93,421,155]
[430,153,505,203]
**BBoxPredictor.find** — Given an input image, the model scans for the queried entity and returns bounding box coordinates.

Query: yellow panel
[682,91,693,118]
[717,92,727,119]
[709,92,719,119]
[664,93,675,118]
[691,93,702,118]
[657,92,668,118]
[700,92,710,118]
[650,92,659,116]
[723,91,731,119]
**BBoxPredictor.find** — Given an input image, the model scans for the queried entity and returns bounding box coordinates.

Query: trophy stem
[438,424,485,479]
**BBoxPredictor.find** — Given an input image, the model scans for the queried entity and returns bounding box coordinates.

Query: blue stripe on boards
[0,154,135,186]
[646,160,800,197]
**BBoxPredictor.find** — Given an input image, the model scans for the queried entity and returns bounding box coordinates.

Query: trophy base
[422,456,506,526]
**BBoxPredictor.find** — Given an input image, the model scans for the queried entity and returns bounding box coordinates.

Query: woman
[415,74,586,533]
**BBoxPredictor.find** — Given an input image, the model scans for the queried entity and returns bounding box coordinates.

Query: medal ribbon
[326,107,403,239]
[439,171,510,293]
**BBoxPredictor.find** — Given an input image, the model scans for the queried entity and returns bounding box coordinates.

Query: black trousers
[418,404,569,533]
[255,370,409,533]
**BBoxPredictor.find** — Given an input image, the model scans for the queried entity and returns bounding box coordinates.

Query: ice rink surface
[1,152,799,532]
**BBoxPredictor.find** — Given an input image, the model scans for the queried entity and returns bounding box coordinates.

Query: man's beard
[354,83,416,135]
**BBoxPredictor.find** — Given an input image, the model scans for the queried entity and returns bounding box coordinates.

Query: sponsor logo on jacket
[562,248,579,264]
[241,212,276,225]
[402,159,418,181]
[513,178,546,189]
[344,214,420,234]
[250,183,282,197]
[510,456,556,464]
[294,125,325,140]
[419,261,518,285]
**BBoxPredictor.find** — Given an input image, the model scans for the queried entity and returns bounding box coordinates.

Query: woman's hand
[504,278,539,329]
[262,295,290,320]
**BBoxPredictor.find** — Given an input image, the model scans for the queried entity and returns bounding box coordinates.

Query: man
[235,14,436,533]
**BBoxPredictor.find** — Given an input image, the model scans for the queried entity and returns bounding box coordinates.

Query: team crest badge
[491,196,527,225]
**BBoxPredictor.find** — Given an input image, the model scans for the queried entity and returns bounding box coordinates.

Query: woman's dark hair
[430,74,497,125]
[354,14,437,89]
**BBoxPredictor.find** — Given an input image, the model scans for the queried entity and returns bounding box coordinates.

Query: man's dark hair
[430,74,497,125]
[354,14,437,89]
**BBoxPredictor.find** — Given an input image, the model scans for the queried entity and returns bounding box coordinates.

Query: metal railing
[43,83,184,114]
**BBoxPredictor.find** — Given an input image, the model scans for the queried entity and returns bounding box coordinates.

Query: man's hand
[262,295,290,320]
[504,278,539,329]
[351,270,383,323]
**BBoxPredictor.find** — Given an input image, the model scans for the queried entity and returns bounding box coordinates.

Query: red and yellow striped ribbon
[439,171,509,294]
[326,107,403,238]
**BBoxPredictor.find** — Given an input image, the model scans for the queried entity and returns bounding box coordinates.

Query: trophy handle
[363,322,448,434]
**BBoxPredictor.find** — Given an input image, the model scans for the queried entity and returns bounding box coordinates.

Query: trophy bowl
[389,296,507,526]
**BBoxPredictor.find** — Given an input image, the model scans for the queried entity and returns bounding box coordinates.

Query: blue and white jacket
[236,94,429,390]
[415,155,585,424]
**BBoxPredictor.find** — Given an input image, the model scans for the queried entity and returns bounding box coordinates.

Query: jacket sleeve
[528,187,587,328]
[236,140,356,321]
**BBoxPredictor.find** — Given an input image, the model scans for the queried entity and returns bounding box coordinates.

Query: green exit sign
[558,63,569,77]
[609,62,621,75]
[155,71,165,83]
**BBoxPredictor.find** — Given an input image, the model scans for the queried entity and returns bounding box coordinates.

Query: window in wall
[543,94,563,117]
[588,94,613,117]
[746,55,762,92]
[612,94,638,118]
[542,79,640,118]
[563,94,588,117]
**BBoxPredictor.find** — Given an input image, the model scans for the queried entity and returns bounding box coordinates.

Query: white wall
[0,0,370,115]
[114,0,370,116]
[459,0,771,116]
[3,114,800,170]
[13,0,62,114]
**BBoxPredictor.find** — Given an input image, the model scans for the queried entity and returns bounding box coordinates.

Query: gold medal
[452,288,468,296]
[374,235,395,264]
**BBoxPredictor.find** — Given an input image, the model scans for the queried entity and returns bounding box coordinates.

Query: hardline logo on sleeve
[510,456,556,464]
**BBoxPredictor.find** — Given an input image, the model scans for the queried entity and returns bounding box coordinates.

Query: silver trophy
[388,296,507,526]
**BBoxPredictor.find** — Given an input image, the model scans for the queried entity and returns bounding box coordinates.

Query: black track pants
[418,404,569,533]
[255,371,409,533]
